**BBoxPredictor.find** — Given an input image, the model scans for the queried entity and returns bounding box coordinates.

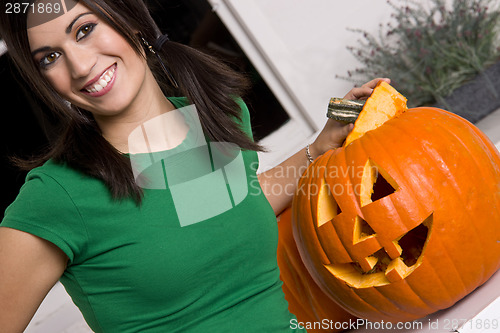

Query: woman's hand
[343,78,391,100]
[309,78,390,158]
[258,77,391,215]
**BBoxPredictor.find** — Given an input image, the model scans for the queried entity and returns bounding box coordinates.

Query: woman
[0,1,387,332]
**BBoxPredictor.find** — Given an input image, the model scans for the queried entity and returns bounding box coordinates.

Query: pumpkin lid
[344,81,408,147]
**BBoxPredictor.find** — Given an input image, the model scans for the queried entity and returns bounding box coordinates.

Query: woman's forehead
[27,2,92,50]
[27,0,80,29]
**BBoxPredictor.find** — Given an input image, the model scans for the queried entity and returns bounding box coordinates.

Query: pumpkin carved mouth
[324,215,432,288]
[317,160,432,288]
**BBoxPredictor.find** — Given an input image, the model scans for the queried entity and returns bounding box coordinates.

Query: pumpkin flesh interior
[344,81,408,147]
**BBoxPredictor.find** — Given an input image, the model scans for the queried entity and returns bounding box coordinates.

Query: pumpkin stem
[327,98,365,123]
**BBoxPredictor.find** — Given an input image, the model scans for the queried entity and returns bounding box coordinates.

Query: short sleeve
[1,170,88,264]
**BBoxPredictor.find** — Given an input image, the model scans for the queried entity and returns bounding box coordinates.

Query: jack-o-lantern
[292,82,500,322]
[277,207,356,332]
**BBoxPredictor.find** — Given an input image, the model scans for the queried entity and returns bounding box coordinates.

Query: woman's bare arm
[259,78,390,215]
[0,227,68,333]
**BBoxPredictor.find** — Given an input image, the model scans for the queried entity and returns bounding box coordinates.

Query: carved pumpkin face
[317,158,433,289]
[292,103,500,322]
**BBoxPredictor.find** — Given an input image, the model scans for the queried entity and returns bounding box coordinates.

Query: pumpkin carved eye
[317,178,340,227]
[320,159,432,289]
[361,160,398,207]
[354,216,375,244]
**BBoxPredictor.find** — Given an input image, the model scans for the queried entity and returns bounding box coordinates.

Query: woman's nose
[64,46,96,80]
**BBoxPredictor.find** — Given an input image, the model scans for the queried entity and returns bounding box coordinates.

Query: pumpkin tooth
[327,98,365,123]
[385,257,412,283]
[358,256,379,273]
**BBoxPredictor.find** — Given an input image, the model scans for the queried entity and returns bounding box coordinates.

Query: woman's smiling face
[27,2,150,118]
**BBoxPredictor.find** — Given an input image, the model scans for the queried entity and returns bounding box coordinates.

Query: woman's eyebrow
[31,46,50,57]
[65,11,93,34]
[31,11,94,57]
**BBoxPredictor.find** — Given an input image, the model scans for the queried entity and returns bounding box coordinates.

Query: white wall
[476,107,500,151]
[217,0,394,131]
[245,0,394,129]
[25,283,92,333]
[212,0,396,169]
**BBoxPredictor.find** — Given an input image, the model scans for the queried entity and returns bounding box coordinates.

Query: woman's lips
[81,64,117,97]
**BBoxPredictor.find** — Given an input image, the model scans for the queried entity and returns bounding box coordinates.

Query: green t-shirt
[2,97,305,332]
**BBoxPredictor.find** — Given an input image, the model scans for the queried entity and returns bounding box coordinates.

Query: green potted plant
[340,0,500,123]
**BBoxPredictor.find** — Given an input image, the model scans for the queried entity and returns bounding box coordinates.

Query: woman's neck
[94,70,177,153]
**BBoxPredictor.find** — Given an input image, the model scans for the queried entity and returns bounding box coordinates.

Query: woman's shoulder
[167,96,251,113]
[4,160,83,224]
[3,159,91,265]
[26,159,88,184]
[166,96,189,109]
[23,159,105,199]
[5,159,108,228]
[166,96,252,136]
[166,96,249,115]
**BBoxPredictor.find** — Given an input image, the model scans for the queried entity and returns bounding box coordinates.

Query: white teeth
[85,66,115,93]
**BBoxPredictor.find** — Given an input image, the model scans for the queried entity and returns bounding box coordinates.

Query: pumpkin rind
[292,90,500,322]
[277,207,356,332]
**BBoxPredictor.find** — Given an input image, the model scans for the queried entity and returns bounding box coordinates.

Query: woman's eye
[40,52,61,68]
[76,23,96,41]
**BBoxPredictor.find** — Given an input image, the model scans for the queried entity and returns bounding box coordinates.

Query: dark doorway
[148,0,290,141]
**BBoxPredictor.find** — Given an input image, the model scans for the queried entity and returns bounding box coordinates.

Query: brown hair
[0,0,263,203]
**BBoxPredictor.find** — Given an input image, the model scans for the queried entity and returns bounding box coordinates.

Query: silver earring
[141,36,179,89]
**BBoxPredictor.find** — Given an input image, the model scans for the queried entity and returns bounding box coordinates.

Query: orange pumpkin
[292,82,500,322]
[277,207,356,332]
